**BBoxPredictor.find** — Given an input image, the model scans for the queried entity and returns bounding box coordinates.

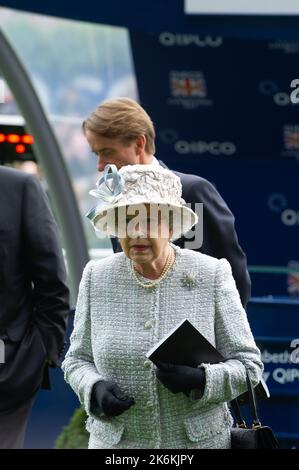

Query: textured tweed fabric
[62,245,263,449]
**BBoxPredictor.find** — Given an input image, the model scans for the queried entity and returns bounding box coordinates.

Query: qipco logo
[281,209,299,226]
[268,193,299,226]
[159,33,223,48]
[259,80,299,106]
[174,140,236,156]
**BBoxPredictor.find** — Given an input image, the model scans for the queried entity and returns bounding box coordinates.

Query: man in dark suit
[83,97,250,307]
[0,166,70,449]
[160,164,250,307]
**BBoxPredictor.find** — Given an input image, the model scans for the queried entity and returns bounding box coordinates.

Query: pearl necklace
[131,246,175,290]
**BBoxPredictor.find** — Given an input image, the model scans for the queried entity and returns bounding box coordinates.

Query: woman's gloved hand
[90,381,135,417]
[155,362,206,396]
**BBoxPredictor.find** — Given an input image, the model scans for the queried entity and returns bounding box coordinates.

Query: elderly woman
[62,163,263,449]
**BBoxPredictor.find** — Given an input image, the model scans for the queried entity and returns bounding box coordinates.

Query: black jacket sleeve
[23,175,70,366]
[181,176,251,308]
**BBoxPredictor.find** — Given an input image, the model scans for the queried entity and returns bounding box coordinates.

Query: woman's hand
[155,362,206,396]
[91,381,135,417]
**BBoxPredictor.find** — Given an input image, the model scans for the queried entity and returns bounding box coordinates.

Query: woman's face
[118,205,173,264]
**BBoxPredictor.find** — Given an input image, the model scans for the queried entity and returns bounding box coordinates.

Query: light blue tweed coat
[62,245,263,449]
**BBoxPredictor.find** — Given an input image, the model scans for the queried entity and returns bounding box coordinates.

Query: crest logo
[168,71,212,109]
[170,71,207,98]
[284,126,299,150]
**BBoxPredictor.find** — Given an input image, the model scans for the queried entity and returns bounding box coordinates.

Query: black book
[146,318,224,367]
[146,318,270,403]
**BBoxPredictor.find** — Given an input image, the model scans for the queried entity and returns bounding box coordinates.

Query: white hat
[86,164,198,241]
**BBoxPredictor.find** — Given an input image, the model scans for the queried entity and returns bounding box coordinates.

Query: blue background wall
[1,0,299,450]
[130,31,299,297]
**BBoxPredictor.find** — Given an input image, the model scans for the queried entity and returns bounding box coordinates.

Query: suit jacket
[112,161,251,308]
[0,167,69,410]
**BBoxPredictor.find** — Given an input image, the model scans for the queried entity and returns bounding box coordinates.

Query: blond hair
[82,97,156,155]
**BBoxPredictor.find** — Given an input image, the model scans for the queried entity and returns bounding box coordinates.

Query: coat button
[143,360,152,369]
[144,321,152,329]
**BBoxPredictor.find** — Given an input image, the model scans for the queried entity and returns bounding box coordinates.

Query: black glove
[90,381,135,417]
[156,362,206,396]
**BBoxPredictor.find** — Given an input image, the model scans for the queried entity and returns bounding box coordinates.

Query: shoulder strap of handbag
[231,370,261,428]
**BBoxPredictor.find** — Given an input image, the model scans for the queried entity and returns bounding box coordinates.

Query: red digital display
[0,125,35,163]
[7,134,21,143]
[16,144,26,154]
[22,135,34,144]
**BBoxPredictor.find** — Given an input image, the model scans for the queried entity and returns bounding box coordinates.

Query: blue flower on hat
[89,164,124,203]
[86,164,124,221]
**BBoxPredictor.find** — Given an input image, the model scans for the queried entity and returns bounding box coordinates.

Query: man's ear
[135,135,146,155]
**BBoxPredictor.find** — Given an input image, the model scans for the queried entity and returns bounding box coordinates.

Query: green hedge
[54,406,89,449]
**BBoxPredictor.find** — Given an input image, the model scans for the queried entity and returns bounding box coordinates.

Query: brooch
[181,273,198,289]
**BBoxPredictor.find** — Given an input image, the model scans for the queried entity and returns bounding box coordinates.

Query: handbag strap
[245,371,261,427]
[231,370,262,428]
[230,399,246,428]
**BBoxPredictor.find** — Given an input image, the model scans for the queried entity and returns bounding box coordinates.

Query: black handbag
[230,372,279,449]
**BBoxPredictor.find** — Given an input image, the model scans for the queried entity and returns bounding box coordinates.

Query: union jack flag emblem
[170,71,207,98]
[284,126,299,150]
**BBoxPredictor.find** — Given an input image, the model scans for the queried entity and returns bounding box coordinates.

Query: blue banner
[130,31,299,296]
